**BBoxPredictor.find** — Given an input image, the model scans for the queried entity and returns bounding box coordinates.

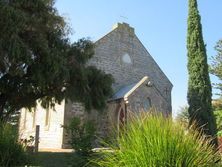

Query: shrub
[0,122,26,167]
[214,110,222,137]
[63,117,96,155]
[20,135,35,153]
[212,99,222,138]
[93,113,220,167]
[176,105,189,126]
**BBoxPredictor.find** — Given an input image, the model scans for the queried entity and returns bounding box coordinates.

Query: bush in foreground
[63,117,96,166]
[0,122,26,167]
[93,113,220,167]
[63,117,96,155]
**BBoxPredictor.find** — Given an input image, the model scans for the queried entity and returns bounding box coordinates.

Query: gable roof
[110,76,148,102]
[94,22,173,88]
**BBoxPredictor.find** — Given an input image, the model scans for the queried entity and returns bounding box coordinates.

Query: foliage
[20,135,35,153]
[177,103,222,138]
[213,99,222,137]
[187,0,217,146]
[0,0,113,121]
[176,105,189,126]
[63,117,98,166]
[0,122,26,167]
[177,104,222,138]
[210,40,222,96]
[212,99,222,111]
[63,117,96,155]
[93,113,220,167]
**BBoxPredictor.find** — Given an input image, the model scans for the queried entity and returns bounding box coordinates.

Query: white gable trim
[123,76,148,101]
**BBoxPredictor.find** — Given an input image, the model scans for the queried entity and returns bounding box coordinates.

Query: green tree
[187,0,217,146]
[212,99,222,137]
[0,0,113,121]
[210,40,222,96]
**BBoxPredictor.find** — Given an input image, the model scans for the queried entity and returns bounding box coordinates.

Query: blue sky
[55,0,222,116]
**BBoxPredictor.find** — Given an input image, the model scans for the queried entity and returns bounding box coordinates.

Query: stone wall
[88,23,173,114]
[62,22,173,147]
[62,101,117,148]
[19,101,65,149]
[127,82,170,115]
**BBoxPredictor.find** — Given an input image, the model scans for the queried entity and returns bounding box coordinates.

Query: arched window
[45,108,50,129]
[23,109,27,129]
[32,108,36,129]
[143,97,152,111]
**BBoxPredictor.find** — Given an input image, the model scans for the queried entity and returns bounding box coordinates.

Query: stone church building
[19,23,173,149]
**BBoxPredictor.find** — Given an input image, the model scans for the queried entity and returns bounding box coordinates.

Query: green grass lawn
[28,151,220,167]
[27,152,74,167]
[26,151,100,167]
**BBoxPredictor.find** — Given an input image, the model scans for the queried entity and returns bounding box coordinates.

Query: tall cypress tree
[187,0,218,146]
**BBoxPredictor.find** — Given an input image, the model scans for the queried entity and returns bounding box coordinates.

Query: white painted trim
[124,76,148,101]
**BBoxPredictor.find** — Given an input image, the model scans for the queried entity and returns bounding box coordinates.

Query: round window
[122,53,132,64]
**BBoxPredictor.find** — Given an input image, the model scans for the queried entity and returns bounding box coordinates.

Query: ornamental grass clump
[94,112,220,167]
[0,122,26,167]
